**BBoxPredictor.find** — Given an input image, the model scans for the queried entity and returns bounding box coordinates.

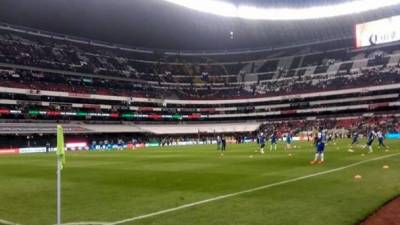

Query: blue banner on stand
[386,133,400,139]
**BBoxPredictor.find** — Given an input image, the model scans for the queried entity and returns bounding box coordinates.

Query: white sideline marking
[65,153,400,225]
[60,222,108,225]
[0,219,21,225]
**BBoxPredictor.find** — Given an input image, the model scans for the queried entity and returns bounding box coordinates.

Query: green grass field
[0,139,399,225]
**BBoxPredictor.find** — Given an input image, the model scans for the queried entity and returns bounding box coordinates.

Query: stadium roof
[163,0,400,20]
[0,0,400,51]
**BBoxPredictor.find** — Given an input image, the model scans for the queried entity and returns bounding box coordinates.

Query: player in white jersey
[377,131,386,149]
[363,129,376,153]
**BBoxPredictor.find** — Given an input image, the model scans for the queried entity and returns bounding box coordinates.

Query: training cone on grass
[383,165,390,170]
[354,174,362,181]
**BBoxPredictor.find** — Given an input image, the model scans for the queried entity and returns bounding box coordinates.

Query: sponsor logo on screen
[356,15,400,48]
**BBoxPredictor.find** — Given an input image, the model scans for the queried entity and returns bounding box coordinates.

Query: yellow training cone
[383,165,390,169]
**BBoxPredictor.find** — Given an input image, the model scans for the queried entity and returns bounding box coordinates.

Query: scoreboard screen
[355,15,400,48]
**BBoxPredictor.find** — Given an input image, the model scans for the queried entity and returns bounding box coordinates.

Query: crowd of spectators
[1,30,400,100]
[259,114,400,136]
[1,64,399,100]
[0,114,398,149]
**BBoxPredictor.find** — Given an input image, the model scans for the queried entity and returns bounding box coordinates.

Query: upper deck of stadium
[1,0,400,52]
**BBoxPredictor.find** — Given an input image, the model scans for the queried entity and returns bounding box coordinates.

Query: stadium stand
[0,23,399,148]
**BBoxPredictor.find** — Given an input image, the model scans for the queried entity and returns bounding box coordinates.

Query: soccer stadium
[0,0,400,224]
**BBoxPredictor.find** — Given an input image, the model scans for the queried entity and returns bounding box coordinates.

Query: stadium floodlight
[162,0,400,20]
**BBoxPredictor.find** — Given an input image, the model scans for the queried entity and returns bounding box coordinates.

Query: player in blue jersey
[310,129,327,164]
[258,132,266,154]
[351,131,359,146]
[363,129,376,153]
[285,132,293,151]
[377,130,386,149]
[270,132,278,151]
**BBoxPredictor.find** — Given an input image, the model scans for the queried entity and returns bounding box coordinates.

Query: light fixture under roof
[162,0,400,20]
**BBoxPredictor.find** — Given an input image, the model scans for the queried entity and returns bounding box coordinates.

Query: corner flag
[56,124,65,225]
[57,125,66,169]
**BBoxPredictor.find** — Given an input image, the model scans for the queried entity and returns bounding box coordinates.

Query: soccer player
[270,132,277,151]
[351,130,359,146]
[216,135,221,150]
[259,132,266,154]
[377,130,386,149]
[327,133,333,143]
[285,132,292,151]
[363,129,376,153]
[46,141,51,153]
[310,129,327,165]
[221,136,226,153]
